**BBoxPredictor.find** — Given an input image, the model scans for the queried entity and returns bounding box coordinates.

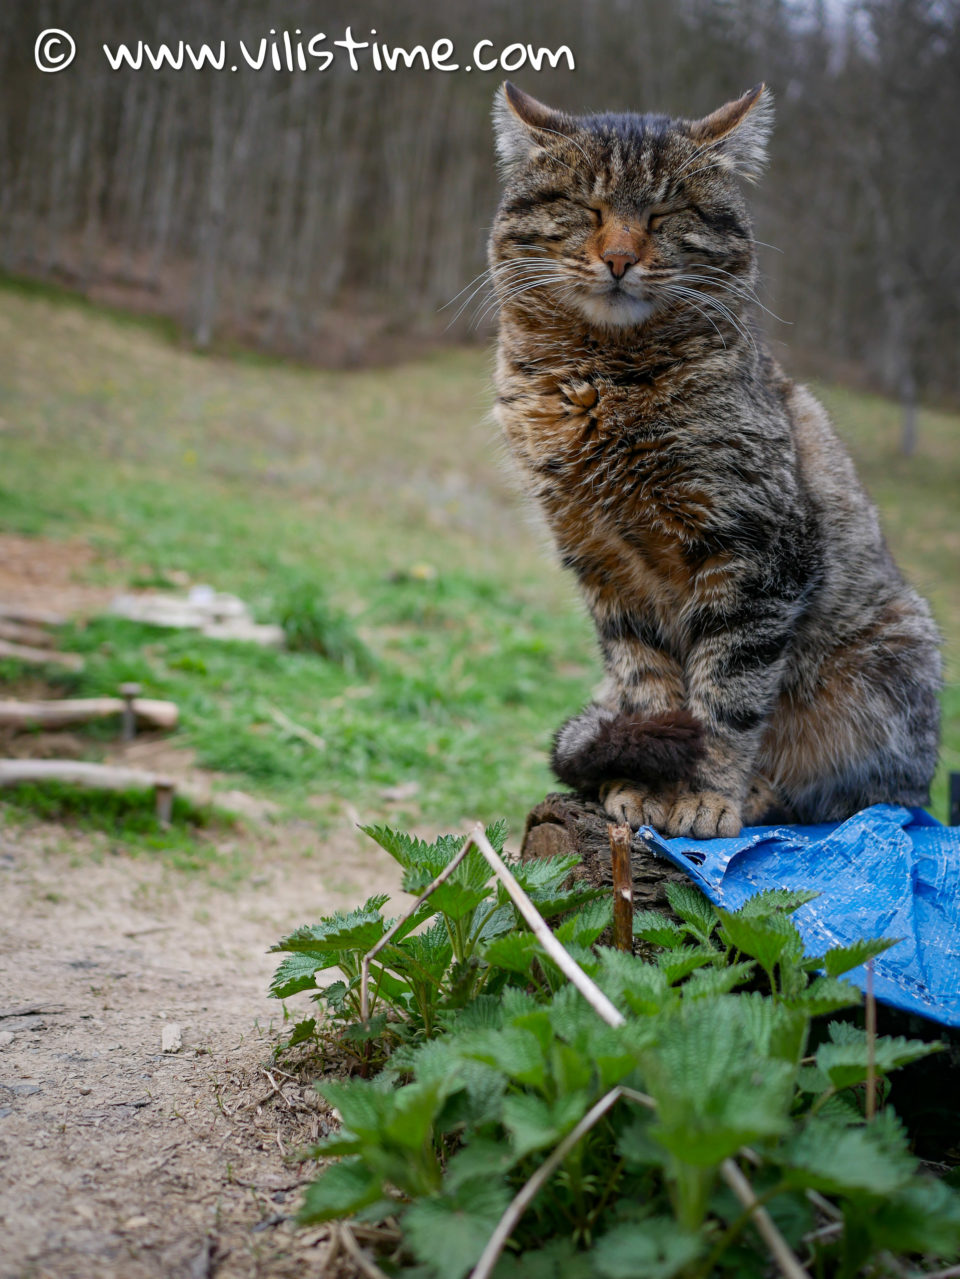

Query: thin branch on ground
[336,1220,392,1279]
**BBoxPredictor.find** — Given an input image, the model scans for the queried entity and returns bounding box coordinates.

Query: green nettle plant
[270,823,960,1278]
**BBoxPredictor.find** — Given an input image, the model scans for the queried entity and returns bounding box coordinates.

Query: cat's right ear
[493,82,570,175]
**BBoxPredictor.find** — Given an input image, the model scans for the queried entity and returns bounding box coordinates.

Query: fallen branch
[0,619,56,648]
[720,1156,811,1279]
[0,605,66,628]
[265,704,326,752]
[0,696,178,732]
[335,1221,392,1279]
[0,759,175,820]
[0,638,83,670]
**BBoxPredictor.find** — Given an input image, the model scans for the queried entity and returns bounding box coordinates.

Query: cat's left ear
[493,82,572,174]
[688,84,774,182]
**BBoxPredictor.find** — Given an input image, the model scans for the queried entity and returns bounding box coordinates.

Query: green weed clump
[277,580,376,674]
[271,823,960,1278]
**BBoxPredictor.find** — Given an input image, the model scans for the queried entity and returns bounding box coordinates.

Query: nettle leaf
[633,911,688,950]
[492,1240,596,1278]
[822,935,899,977]
[270,895,390,956]
[785,976,861,1015]
[343,1012,388,1044]
[681,961,756,1000]
[475,904,516,942]
[285,1016,317,1047]
[816,1022,941,1089]
[389,918,453,983]
[597,950,673,1016]
[781,1109,917,1196]
[593,1217,704,1279]
[270,951,331,999]
[298,1157,382,1223]
[403,1179,511,1279]
[440,994,504,1033]
[718,909,805,973]
[665,881,719,942]
[736,888,819,917]
[657,946,718,985]
[483,931,540,975]
[554,897,614,946]
[463,1026,548,1088]
[524,885,609,920]
[507,853,582,894]
[502,1089,591,1160]
[641,1001,795,1164]
[320,1078,397,1141]
[852,1176,960,1257]
[361,823,444,869]
[443,1138,515,1190]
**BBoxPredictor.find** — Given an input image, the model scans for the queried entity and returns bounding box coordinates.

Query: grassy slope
[0,286,956,832]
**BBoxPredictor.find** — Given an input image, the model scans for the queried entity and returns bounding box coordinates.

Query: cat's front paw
[665,791,742,839]
[600,780,673,832]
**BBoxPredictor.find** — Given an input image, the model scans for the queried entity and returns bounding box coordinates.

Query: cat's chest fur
[495,350,735,625]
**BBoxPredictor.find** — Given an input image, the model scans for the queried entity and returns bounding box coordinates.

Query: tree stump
[519,791,687,921]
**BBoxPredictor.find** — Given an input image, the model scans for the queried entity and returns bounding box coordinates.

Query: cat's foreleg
[669,601,798,838]
[552,627,700,828]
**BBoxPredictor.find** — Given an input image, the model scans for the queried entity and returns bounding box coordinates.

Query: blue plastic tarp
[637,804,960,1027]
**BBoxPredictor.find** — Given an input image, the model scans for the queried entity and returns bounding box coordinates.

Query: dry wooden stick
[472,1085,653,1279]
[0,619,55,648]
[608,823,634,951]
[0,696,178,731]
[336,1221,391,1279]
[0,605,66,627]
[0,638,83,670]
[265,704,327,752]
[720,1156,811,1279]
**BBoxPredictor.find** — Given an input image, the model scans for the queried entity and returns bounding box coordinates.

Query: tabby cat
[488,81,940,837]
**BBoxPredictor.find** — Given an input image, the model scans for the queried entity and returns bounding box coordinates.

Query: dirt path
[0,814,402,1279]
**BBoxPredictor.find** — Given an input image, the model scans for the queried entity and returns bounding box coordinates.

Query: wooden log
[0,605,67,628]
[0,639,84,670]
[0,698,179,732]
[520,792,687,919]
[0,759,176,820]
[0,620,56,648]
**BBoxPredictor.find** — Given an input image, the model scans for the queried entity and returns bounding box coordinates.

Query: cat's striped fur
[489,82,941,837]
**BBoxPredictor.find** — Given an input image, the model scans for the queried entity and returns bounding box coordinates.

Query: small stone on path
[161,1023,182,1053]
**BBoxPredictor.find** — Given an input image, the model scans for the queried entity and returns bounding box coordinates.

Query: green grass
[0,780,241,874]
[0,285,956,834]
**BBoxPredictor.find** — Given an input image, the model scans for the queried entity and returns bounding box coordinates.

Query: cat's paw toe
[601,781,671,832]
[666,792,742,839]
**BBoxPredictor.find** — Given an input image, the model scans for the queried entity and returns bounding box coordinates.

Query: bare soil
[0,535,116,621]
[0,813,403,1279]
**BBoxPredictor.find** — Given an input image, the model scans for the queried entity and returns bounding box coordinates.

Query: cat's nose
[602,249,638,279]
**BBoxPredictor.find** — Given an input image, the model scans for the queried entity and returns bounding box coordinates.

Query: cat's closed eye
[648,209,684,231]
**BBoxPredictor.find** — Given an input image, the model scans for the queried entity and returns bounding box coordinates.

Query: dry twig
[608,823,634,951]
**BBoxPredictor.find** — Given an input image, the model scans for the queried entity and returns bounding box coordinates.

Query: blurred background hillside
[2,0,959,429]
[0,0,958,833]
